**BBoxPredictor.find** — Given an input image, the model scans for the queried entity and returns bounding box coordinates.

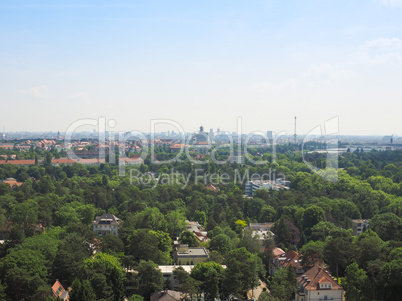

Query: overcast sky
[1,0,401,136]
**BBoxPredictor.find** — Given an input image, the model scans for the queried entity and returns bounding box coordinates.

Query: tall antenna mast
[294,116,297,143]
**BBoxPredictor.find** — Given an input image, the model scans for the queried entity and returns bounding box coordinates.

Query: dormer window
[319,282,332,289]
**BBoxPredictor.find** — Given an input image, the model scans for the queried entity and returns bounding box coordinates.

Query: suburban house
[296,264,345,301]
[272,247,285,256]
[351,219,370,235]
[0,160,36,166]
[119,157,144,166]
[245,223,275,246]
[51,158,76,166]
[185,220,208,243]
[245,180,290,196]
[51,280,69,300]
[151,290,185,301]
[92,214,120,236]
[173,244,209,265]
[0,178,23,188]
[205,183,218,191]
[270,250,304,276]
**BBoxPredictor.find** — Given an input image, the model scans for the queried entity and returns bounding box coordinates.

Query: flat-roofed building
[173,244,209,265]
[245,180,290,196]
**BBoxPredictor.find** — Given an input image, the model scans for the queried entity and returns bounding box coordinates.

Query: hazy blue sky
[1,0,401,136]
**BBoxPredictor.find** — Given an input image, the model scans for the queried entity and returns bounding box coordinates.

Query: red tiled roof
[76,158,106,164]
[0,160,35,165]
[52,159,75,164]
[171,143,184,147]
[4,180,23,187]
[120,157,142,162]
[52,280,69,300]
[276,250,302,268]
[298,263,343,291]
[206,183,218,191]
[273,247,285,257]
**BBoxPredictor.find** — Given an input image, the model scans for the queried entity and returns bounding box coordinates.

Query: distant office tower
[267,131,273,144]
[209,129,214,139]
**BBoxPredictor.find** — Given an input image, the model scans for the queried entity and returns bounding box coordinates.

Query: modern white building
[245,180,290,196]
[173,244,209,265]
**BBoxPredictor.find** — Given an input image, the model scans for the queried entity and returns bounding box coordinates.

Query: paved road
[247,279,269,300]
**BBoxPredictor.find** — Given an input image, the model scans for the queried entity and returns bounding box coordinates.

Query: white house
[92,214,120,236]
[296,264,344,301]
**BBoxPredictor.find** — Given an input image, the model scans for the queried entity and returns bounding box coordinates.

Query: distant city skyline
[1,0,402,135]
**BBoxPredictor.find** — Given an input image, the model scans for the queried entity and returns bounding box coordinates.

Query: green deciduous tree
[127,229,172,265]
[173,267,200,300]
[179,230,199,247]
[191,262,224,301]
[84,252,126,301]
[70,279,96,301]
[300,240,325,269]
[324,229,355,278]
[377,259,402,300]
[135,260,164,301]
[269,266,297,301]
[342,262,370,301]
[0,249,48,301]
[209,233,232,255]
[222,248,264,298]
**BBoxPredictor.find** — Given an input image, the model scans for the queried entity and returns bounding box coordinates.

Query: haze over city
[1,0,401,135]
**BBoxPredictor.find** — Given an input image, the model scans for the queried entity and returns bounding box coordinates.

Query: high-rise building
[267,131,273,145]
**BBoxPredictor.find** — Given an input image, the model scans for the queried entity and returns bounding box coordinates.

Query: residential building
[0,160,36,166]
[151,290,185,301]
[245,180,290,196]
[92,214,120,236]
[351,219,369,235]
[185,220,208,243]
[159,265,194,290]
[249,223,274,231]
[119,157,144,166]
[75,158,106,165]
[272,247,285,257]
[0,178,23,188]
[229,153,245,164]
[173,244,209,265]
[51,280,69,300]
[296,264,344,301]
[205,183,218,191]
[159,265,226,290]
[271,250,304,276]
[170,143,186,152]
[52,158,75,166]
[246,223,275,244]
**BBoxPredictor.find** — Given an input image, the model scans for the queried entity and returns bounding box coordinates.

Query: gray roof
[92,214,120,226]
[176,247,208,258]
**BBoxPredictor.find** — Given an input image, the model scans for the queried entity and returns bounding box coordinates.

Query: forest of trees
[0,144,401,300]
